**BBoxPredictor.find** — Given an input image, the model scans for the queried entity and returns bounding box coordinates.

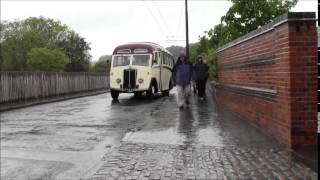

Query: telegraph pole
[185,0,189,58]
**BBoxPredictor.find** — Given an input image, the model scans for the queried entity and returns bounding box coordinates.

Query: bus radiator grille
[123,69,136,90]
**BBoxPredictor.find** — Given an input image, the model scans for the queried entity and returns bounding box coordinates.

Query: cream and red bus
[109,42,174,100]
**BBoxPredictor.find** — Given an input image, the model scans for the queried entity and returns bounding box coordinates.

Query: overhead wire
[151,0,173,36]
[175,0,185,42]
[142,0,168,39]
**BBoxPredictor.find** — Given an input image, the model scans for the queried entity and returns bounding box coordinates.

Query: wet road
[0,88,317,179]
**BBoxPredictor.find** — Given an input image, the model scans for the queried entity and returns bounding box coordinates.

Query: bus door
[153,51,161,91]
[159,52,163,91]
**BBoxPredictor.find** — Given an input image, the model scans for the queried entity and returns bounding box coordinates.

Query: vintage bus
[109,42,174,100]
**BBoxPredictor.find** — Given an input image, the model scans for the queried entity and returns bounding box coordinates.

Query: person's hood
[178,53,188,62]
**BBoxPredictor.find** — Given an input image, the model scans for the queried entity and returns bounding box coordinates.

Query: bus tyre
[111,90,119,100]
[162,81,171,96]
[134,92,142,98]
[146,84,157,98]
[162,90,169,96]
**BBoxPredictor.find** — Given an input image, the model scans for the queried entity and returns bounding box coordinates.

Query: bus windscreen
[132,55,150,66]
[113,55,130,67]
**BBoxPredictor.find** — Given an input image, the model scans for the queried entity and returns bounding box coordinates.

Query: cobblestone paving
[91,142,317,180]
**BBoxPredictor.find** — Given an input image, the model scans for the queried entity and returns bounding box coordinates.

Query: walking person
[194,56,209,100]
[172,53,195,110]
[191,60,197,94]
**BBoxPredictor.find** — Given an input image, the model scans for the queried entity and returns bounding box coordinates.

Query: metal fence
[0,71,109,104]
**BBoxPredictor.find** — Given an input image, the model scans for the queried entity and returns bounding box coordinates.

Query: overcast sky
[1,0,317,61]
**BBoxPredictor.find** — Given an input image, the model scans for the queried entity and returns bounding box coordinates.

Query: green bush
[26,48,68,72]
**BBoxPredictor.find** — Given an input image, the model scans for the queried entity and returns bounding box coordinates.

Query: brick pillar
[287,17,318,148]
[273,22,292,146]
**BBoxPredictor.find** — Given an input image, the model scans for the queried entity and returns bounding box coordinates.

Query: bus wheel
[146,84,156,98]
[111,90,119,100]
[162,90,169,96]
[134,92,142,98]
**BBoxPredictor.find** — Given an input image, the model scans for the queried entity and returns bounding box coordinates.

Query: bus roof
[112,42,172,55]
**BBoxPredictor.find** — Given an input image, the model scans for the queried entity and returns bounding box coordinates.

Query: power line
[175,0,185,41]
[142,0,168,38]
[151,0,173,36]
[166,1,186,44]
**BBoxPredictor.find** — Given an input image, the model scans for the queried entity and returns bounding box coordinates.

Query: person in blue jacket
[172,53,195,110]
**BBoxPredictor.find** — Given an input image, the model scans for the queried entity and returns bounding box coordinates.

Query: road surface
[0,88,317,179]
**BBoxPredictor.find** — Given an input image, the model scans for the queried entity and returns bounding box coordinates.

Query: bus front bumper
[110,87,149,93]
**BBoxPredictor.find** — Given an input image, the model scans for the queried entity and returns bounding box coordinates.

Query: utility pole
[185,0,189,58]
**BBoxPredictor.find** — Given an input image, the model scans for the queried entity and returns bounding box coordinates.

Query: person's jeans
[176,84,191,107]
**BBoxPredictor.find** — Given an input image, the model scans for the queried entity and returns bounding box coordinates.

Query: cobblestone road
[92,143,316,180]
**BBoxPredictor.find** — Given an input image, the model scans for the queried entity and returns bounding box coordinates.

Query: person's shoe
[179,106,184,110]
[200,97,204,101]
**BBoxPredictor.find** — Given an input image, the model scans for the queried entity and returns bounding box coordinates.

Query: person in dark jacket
[191,61,197,94]
[194,56,209,99]
[172,53,195,110]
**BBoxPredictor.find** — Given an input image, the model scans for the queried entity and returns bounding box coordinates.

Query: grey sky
[1,0,317,61]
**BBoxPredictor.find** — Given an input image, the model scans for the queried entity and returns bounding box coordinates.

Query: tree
[0,17,91,71]
[189,43,199,63]
[207,23,230,48]
[91,55,111,73]
[26,47,68,72]
[222,0,297,42]
[1,25,48,70]
[203,48,218,81]
[63,31,91,72]
[196,36,209,56]
[190,0,298,81]
[317,27,320,48]
[166,46,185,61]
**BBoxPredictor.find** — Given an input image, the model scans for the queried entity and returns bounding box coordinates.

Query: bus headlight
[138,78,144,84]
[116,78,121,84]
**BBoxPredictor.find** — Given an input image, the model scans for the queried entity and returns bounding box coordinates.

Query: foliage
[202,49,218,81]
[317,27,320,48]
[189,43,199,63]
[211,0,298,45]
[189,0,297,81]
[0,17,91,71]
[62,31,91,72]
[26,47,68,72]
[166,45,185,61]
[91,55,111,73]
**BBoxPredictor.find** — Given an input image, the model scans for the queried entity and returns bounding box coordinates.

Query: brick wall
[215,12,317,149]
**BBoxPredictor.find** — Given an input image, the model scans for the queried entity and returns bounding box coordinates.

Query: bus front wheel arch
[161,80,171,96]
[146,79,158,98]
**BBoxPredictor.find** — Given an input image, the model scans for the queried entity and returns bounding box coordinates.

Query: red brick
[216,17,317,149]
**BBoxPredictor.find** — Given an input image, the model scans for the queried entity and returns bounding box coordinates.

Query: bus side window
[166,55,169,66]
[158,52,161,65]
[161,52,164,65]
[154,52,158,65]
